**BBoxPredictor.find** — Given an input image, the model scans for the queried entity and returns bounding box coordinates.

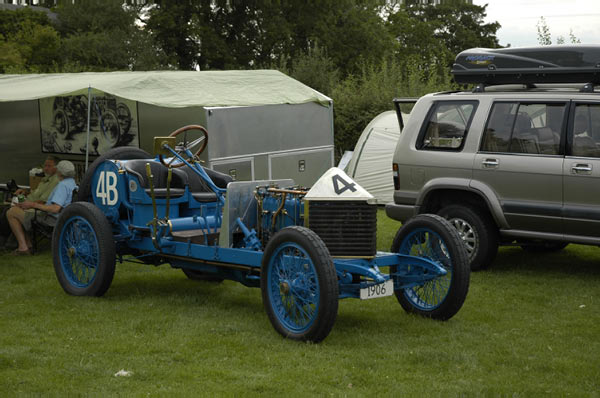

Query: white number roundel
[95,170,119,206]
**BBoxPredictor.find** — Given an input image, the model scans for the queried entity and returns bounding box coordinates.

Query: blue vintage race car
[52,125,470,342]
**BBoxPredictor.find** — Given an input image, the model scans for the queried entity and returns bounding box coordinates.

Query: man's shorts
[7,206,56,231]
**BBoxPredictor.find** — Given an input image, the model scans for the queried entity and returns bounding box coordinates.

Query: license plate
[360,279,394,300]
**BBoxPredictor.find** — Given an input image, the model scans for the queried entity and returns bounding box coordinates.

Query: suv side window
[481,102,566,155]
[571,103,600,157]
[418,101,477,150]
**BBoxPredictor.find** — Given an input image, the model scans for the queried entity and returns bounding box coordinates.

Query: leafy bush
[330,56,455,155]
[276,44,340,97]
[281,48,456,157]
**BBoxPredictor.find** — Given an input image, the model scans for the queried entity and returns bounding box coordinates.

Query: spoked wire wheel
[391,214,470,320]
[398,227,453,311]
[59,216,100,288]
[53,202,116,296]
[261,226,338,342]
[267,242,320,333]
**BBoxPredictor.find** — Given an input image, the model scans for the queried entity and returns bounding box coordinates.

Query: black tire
[116,103,132,135]
[520,240,569,253]
[53,109,69,138]
[52,202,116,297]
[261,226,338,342]
[77,146,151,202]
[101,109,121,147]
[182,268,224,282]
[438,204,498,271]
[391,214,470,320]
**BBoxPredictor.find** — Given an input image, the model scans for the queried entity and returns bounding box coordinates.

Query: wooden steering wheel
[159,125,208,168]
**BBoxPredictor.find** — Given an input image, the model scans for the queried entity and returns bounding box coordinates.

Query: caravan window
[418,101,477,150]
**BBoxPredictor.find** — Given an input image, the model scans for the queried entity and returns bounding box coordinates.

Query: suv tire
[438,204,498,271]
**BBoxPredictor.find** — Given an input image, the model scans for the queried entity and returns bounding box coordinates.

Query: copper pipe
[267,188,307,195]
[271,192,287,230]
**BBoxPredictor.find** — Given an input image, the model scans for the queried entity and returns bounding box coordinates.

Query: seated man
[15,155,61,202]
[6,160,77,255]
[0,156,60,243]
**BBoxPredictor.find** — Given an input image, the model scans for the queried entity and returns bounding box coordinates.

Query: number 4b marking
[332,174,357,195]
[96,171,119,205]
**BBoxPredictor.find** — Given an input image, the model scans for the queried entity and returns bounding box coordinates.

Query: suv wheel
[437,204,498,271]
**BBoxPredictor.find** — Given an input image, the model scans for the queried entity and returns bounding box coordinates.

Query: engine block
[255,185,306,246]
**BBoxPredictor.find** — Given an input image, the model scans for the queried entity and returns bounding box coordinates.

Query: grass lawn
[1,209,598,395]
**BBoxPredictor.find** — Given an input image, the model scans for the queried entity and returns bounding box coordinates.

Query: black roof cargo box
[452,45,600,85]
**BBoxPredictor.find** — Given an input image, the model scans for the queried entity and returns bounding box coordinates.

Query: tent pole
[85,85,91,172]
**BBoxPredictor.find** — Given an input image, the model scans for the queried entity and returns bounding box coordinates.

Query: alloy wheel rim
[449,217,478,260]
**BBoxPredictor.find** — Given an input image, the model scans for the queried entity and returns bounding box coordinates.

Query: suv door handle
[482,158,499,168]
[571,163,592,175]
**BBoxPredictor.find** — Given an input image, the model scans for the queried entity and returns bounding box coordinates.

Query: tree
[276,44,340,96]
[0,5,53,35]
[536,16,552,45]
[143,1,200,70]
[330,56,455,153]
[15,21,60,72]
[272,0,395,76]
[0,7,59,73]
[387,0,500,65]
[537,17,580,45]
[0,36,25,73]
[143,0,394,74]
[56,0,168,71]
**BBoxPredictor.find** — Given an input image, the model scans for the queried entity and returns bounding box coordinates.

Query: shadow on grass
[489,244,600,277]
[106,266,265,311]
[108,278,220,299]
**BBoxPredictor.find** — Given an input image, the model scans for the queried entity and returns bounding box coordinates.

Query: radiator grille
[308,200,377,257]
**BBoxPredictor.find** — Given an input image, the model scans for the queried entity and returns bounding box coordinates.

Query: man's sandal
[12,249,31,256]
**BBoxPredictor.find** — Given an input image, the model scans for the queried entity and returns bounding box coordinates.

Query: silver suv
[386,46,600,270]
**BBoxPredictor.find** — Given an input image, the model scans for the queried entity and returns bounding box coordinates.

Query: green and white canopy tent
[0,70,334,187]
[0,70,331,107]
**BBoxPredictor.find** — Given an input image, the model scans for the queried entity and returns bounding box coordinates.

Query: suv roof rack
[452,45,600,86]
[469,82,598,93]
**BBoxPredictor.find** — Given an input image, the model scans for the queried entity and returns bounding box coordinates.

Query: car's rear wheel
[52,202,116,296]
[438,204,498,271]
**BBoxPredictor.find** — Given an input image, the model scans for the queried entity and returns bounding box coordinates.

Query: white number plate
[360,279,394,300]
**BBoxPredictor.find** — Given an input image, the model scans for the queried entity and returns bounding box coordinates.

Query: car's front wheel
[260,226,338,342]
[438,204,498,271]
[390,214,470,320]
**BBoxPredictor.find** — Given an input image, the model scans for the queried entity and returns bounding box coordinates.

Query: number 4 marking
[332,174,357,195]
